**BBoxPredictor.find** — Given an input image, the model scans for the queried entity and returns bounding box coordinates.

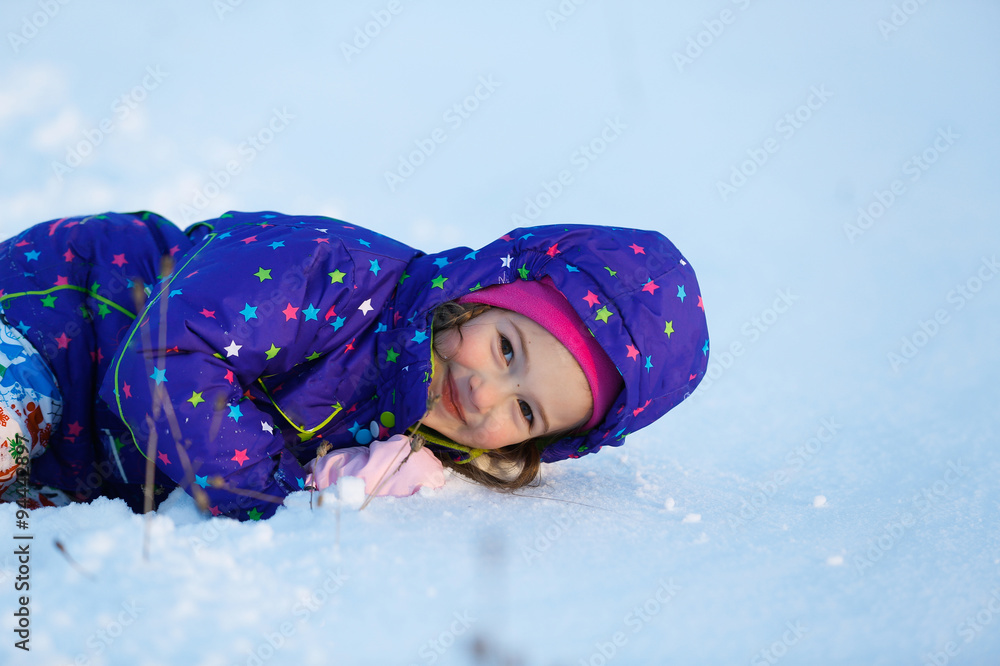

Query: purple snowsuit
[0,211,710,520]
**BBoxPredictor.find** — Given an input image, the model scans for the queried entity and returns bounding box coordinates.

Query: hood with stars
[387,224,710,464]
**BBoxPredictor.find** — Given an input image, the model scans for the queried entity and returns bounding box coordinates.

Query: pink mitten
[305,434,445,497]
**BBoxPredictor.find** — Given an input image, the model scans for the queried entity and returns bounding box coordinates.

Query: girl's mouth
[443,370,466,424]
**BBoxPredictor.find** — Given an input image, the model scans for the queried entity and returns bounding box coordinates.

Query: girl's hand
[305,434,445,497]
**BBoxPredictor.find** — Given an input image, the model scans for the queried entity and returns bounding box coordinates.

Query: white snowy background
[1,1,999,664]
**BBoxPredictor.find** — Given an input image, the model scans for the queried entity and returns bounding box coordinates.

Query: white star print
[358,298,374,315]
[224,340,242,357]
[502,255,512,268]
[261,421,273,434]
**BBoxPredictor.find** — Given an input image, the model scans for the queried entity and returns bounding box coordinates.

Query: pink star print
[111,254,128,267]
[55,333,71,349]
[232,449,249,466]
[282,303,299,320]
[157,452,171,465]
[629,243,645,254]
[583,291,601,308]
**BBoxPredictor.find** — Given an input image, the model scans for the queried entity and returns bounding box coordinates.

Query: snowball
[826,555,844,566]
[664,497,676,511]
[813,495,827,508]
[336,475,367,510]
[682,513,701,523]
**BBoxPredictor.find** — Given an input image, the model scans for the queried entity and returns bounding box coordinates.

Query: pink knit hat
[457,277,622,433]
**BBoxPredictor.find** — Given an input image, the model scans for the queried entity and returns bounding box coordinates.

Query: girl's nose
[468,372,512,415]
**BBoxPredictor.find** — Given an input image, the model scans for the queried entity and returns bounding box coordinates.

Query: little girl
[0,210,709,519]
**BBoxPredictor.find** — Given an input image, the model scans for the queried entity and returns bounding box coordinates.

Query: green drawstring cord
[408,426,486,463]
[255,378,342,440]
[0,284,138,319]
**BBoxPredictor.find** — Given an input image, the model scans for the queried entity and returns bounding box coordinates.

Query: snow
[1,1,999,664]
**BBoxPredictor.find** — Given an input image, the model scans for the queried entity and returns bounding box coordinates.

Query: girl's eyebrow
[510,319,549,434]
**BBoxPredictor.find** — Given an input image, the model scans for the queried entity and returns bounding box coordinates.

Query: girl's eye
[499,335,532,425]
[500,335,514,364]
[518,399,534,424]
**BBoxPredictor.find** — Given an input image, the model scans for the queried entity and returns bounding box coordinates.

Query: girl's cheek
[475,415,514,449]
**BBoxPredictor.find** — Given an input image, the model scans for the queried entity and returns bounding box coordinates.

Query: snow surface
[2,1,999,664]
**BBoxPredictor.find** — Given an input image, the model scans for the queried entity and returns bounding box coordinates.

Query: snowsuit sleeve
[98,212,412,520]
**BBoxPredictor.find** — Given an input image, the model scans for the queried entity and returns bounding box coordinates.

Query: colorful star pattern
[12,210,707,522]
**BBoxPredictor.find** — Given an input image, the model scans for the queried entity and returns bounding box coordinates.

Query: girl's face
[423,309,593,450]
